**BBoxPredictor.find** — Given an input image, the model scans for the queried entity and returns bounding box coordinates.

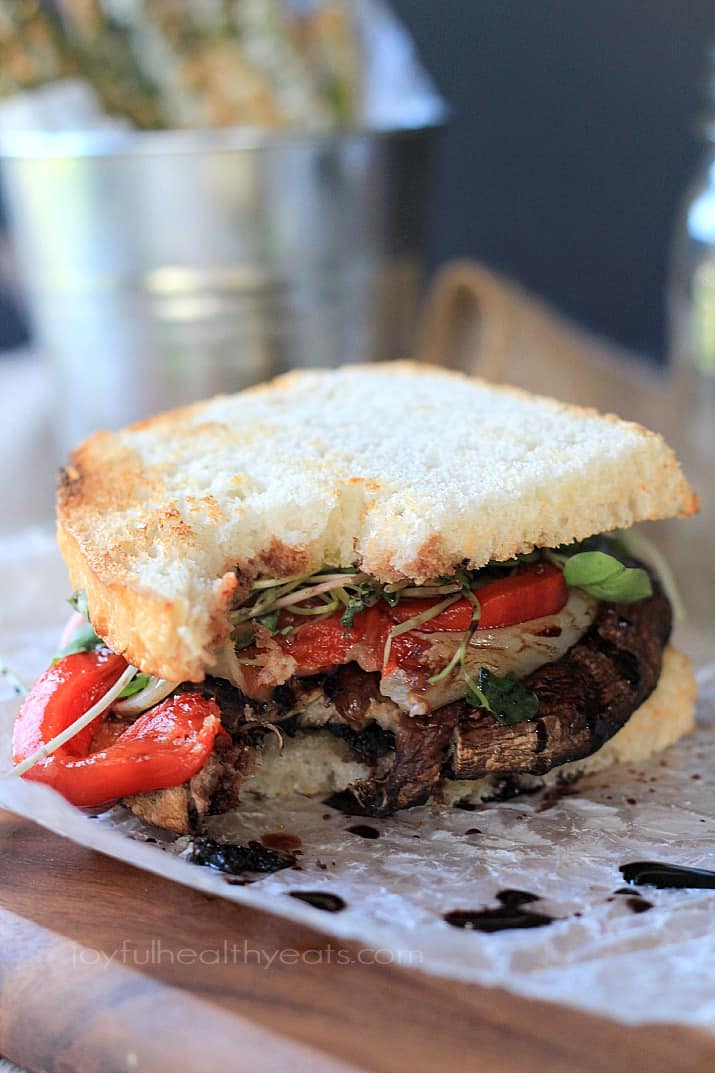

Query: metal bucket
[1,113,445,452]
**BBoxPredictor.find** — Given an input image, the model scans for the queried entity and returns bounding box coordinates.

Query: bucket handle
[415,259,512,379]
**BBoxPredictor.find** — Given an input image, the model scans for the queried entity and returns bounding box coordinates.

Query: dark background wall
[0,277,27,350]
[392,0,715,360]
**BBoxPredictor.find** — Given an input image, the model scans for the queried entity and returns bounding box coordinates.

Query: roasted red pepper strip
[277,562,569,675]
[12,649,128,761]
[12,652,221,807]
[385,562,569,632]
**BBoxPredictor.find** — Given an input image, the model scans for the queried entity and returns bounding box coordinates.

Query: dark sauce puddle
[261,832,303,852]
[190,837,296,875]
[497,889,540,907]
[625,897,653,914]
[620,861,715,889]
[289,891,346,913]
[444,889,555,933]
[346,824,381,840]
[611,887,653,912]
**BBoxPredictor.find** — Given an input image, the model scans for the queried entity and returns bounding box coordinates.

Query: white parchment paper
[1,529,714,1030]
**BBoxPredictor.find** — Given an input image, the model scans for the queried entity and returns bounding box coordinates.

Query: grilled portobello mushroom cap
[333,576,671,815]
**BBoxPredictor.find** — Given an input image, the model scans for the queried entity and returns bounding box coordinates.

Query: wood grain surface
[0,808,714,1073]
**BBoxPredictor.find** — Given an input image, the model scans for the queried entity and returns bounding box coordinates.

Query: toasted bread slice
[57,362,697,682]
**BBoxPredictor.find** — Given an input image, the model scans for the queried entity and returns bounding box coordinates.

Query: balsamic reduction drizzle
[261,832,303,852]
[190,837,296,875]
[289,891,346,912]
[444,889,554,933]
[620,861,715,890]
[346,824,381,839]
[625,897,653,914]
[496,889,540,907]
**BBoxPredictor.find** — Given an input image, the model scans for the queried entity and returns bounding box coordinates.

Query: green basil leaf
[339,600,362,628]
[117,672,151,699]
[466,667,539,726]
[256,611,280,634]
[588,568,653,603]
[340,583,373,628]
[53,621,103,662]
[465,673,492,711]
[564,551,652,604]
[234,628,256,651]
[563,550,622,587]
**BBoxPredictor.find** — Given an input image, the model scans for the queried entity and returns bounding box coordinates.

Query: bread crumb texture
[57,362,698,681]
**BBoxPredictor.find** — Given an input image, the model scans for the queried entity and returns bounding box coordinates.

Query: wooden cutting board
[1,808,714,1073]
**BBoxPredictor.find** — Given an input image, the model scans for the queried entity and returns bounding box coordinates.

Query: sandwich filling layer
[12,538,688,833]
[213,645,696,805]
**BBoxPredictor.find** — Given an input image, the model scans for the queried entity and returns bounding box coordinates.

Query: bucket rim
[0,101,449,161]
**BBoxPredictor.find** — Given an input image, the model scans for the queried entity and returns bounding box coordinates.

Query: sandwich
[11,363,698,834]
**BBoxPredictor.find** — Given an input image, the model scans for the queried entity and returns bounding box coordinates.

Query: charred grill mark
[571,664,604,729]
[591,636,641,691]
[534,718,549,754]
